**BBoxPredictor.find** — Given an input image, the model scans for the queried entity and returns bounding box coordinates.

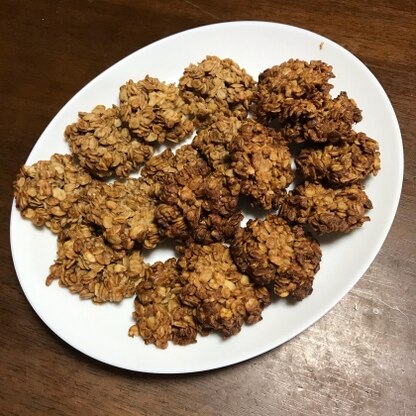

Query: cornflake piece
[230,119,294,210]
[129,258,197,349]
[82,178,161,250]
[64,104,153,178]
[230,215,321,300]
[255,59,334,123]
[178,242,271,337]
[280,182,373,233]
[119,76,194,144]
[143,145,242,244]
[46,223,147,303]
[179,56,255,126]
[13,153,92,233]
[295,131,381,186]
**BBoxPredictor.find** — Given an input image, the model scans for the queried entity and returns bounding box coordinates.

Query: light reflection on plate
[10,21,403,374]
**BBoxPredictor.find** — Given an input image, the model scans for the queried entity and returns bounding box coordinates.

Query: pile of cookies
[13,56,380,348]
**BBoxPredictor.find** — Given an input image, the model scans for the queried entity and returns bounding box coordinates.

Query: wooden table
[1,1,415,415]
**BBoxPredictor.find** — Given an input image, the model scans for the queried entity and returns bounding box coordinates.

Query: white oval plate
[10,21,403,374]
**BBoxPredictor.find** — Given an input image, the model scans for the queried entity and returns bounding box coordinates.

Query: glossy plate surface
[10,21,403,373]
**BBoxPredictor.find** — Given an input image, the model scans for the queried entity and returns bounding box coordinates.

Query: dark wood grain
[1,1,415,415]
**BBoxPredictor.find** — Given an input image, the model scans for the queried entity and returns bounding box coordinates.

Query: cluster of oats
[14,155,152,303]
[255,60,362,143]
[119,76,194,144]
[82,178,160,250]
[229,119,294,210]
[129,243,270,348]
[128,259,197,349]
[295,131,381,186]
[179,55,256,126]
[65,105,153,178]
[178,243,271,337]
[14,154,92,233]
[254,59,334,124]
[231,215,322,300]
[191,114,242,176]
[280,182,373,233]
[253,58,378,234]
[282,91,363,143]
[142,145,242,245]
[13,56,381,349]
[47,223,147,303]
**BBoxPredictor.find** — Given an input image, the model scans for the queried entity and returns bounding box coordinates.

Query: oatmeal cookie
[179,55,255,126]
[230,215,321,300]
[230,119,294,210]
[143,145,242,244]
[13,153,92,233]
[81,177,161,250]
[129,258,197,349]
[282,92,362,143]
[280,181,373,233]
[119,76,194,144]
[192,114,242,176]
[178,242,271,337]
[295,131,381,186]
[64,104,153,177]
[46,223,147,303]
[255,60,361,143]
[254,59,334,124]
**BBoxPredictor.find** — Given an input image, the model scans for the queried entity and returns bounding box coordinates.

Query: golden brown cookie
[231,215,321,300]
